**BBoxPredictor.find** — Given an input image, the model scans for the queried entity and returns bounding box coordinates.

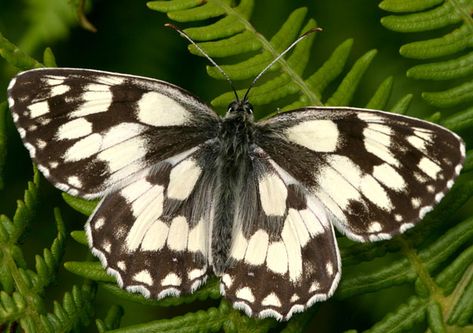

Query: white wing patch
[56,118,93,140]
[167,216,190,251]
[137,91,190,126]
[167,158,202,200]
[64,133,103,162]
[258,172,287,216]
[284,119,339,152]
[28,101,49,118]
[244,229,269,266]
[372,163,406,191]
[69,84,113,118]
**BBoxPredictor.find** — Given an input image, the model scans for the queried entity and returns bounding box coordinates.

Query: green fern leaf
[150,1,386,119]
[64,261,115,283]
[380,0,473,115]
[0,102,7,189]
[39,284,95,333]
[326,49,377,106]
[96,305,124,332]
[62,193,98,216]
[366,296,427,333]
[0,32,42,70]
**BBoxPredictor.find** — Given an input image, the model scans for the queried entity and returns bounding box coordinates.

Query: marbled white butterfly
[7,27,465,320]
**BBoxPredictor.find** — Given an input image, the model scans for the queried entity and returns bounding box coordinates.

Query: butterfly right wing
[86,142,219,298]
[8,68,220,199]
[256,107,465,242]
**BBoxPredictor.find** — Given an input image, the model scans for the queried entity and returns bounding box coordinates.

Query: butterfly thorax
[220,111,255,160]
[211,104,256,274]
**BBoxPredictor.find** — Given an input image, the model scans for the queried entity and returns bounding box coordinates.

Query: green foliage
[149,0,411,116]
[0,0,472,332]
[380,0,473,115]
[0,165,95,332]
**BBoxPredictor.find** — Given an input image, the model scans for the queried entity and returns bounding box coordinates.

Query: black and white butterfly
[7,59,465,320]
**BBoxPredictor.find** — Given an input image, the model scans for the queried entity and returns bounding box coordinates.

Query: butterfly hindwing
[256,107,465,241]
[7,68,219,198]
[221,148,340,320]
[86,143,219,297]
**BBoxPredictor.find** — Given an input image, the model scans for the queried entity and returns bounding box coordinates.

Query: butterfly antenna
[242,27,322,102]
[165,23,240,102]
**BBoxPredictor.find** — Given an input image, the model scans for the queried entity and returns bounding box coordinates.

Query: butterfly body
[7,68,465,320]
[212,101,256,273]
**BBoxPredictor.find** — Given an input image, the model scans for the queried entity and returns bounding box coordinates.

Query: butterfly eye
[227,101,239,113]
[243,102,254,114]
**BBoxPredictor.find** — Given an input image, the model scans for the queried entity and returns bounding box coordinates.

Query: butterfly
[6,30,465,320]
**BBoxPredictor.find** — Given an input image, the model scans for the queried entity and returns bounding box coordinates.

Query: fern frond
[104,305,227,333]
[62,193,98,216]
[34,208,66,290]
[0,168,44,328]
[446,262,473,326]
[366,77,394,110]
[64,261,114,283]
[0,49,93,328]
[0,103,6,190]
[149,1,389,118]
[366,296,427,333]
[39,284,95,333]
[441,106,473,132]
[96,305,124,332]
[0,32,43,69]
[338,215,473,299]
[43,47,57,67]
[354,216,473,332]
[0,291,27,323]
[70,230,88,246]
[380,0,473,115]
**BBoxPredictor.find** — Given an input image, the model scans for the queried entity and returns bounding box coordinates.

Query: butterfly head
[226,100,254,120]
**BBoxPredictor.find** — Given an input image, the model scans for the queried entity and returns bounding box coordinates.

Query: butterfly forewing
[7,68,219,198]
[256,107,465,241]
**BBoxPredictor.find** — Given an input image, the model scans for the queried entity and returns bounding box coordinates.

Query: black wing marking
[221,148,340,320]
[86,143,219,298]
[256,107,465,241]
[7,68,220,198]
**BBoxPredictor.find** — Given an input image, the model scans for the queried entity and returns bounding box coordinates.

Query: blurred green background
[0,1,472,332]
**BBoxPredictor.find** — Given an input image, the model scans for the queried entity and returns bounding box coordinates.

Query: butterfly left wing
[255,107,465,241]
[7,68,219,198]
[221,149,341,320]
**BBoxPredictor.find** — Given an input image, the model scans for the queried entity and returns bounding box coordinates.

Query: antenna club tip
[164,23,178,30]
[302,27,323,36]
